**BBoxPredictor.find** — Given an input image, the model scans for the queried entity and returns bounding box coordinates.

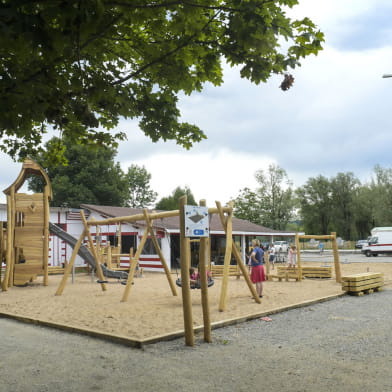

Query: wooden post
[121,225,149,302]
[81,211,107,292]
[331,232,341,283]
[107,242,112,270]
[217,201,233,312]
[144,209,177,296]
[2,193,14,290]
[265,249,270,276]
[0,222,3,283]
[295,233,302,280]
[216,202,260,305]
[55,230,87,296]
[179,195,194,346]
[43,185,50,286]
[199,199,211,343]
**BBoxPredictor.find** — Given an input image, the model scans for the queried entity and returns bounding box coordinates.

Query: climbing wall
[13,193,45,286]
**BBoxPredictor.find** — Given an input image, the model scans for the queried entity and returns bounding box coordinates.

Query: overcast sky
[1,0,392,206]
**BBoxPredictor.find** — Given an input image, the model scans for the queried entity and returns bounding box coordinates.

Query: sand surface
[0,262,391,341]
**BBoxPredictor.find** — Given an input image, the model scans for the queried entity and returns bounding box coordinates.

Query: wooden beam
[216,202,260,306]
[83,206,232,227]
[43,186,50,286]
[295,233,303,280]
[121,221,149,302]
[199,199,211,343]
[217,201,233,312]
[144,209,177,297]
[179,196,194,347]
[81,211,106,292]
[55,230,87,296]
[331,232,341,283]
[298,234,334,240]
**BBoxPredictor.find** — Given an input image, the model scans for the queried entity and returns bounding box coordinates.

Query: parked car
[355,239,368,249]
[274,241,289,252]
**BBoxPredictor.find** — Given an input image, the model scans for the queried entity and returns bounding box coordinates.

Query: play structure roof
[3,159,52,199]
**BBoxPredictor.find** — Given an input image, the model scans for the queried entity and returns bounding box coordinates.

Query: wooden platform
[211,265,241,279]
[341,272,384,296]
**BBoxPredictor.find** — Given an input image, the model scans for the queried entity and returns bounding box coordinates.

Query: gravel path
[1,289,392,392]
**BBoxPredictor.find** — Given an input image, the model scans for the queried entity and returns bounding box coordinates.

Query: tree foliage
[368,165,392,226]
[155,186,197,211]
[233,164,294,229]
[297,172,365,240]
[28,137,129,208]
[329,172,360,240]
[0,1,324,161]
[125,164,157,208]
[296,175,333,235]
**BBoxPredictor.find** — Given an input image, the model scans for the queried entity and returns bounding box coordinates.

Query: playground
[1,160,391,347]
[0,260,391,346]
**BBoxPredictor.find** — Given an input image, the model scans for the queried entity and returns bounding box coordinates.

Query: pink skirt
[250,265,266,283]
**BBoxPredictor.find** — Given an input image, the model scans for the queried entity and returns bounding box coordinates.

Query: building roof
[80,204,296,237]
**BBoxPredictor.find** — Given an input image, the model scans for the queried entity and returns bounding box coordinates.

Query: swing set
[54,198,261,346]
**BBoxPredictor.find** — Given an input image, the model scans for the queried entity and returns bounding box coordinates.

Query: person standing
[269,243,276,270]
[288,245,297,268]
[250,239,266,298]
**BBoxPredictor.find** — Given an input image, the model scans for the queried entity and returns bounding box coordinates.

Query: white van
[361,227,392,257]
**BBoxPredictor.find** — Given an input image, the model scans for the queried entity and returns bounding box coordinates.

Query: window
[141,237,161,255]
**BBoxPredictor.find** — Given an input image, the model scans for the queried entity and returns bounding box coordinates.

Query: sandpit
[0,262,391,345]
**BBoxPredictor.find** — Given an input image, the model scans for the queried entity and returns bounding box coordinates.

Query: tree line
[232,164,391,241]
[29,138,390,241]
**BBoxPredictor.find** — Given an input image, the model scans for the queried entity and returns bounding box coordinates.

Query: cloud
[2,1,392,206]
[122,149,276,205]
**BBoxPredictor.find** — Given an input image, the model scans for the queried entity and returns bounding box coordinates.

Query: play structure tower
[2,159,52,289]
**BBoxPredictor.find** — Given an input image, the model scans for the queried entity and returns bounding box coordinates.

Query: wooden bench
[301,266,332,279]
[268,266,301,281]
[341,272,384,296]
[211,265,241,279]
[48,266,65,275]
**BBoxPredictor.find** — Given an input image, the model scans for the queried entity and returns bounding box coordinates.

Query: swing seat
[96,279,109,284]
[175,277,214,289]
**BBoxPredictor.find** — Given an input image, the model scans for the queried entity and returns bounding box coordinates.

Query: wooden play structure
[266,232,341,283]
[2,159,52,290]
[55,197,260,346]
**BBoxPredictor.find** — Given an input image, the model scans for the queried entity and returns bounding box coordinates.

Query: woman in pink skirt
[249,239,266,298]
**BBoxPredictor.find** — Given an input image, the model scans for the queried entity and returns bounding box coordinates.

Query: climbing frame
[2,159,52,290]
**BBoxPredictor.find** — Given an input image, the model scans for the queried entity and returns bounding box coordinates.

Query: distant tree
[352,185,373,239]
[28,137,128,207]
[231,188,263,225]
[296,175,332,234]
[329,172,360,240]
[125,164,157,208]
[368,165,392,226]
[0,1,324,162]
[254,164,294,229]
[155,186,197,211]
[233,164,294,229]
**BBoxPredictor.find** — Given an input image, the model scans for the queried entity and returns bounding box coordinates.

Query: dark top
[251,246,264,267]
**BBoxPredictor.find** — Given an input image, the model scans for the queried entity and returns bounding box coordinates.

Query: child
[189,267,198,286]
[288,245,297,268]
